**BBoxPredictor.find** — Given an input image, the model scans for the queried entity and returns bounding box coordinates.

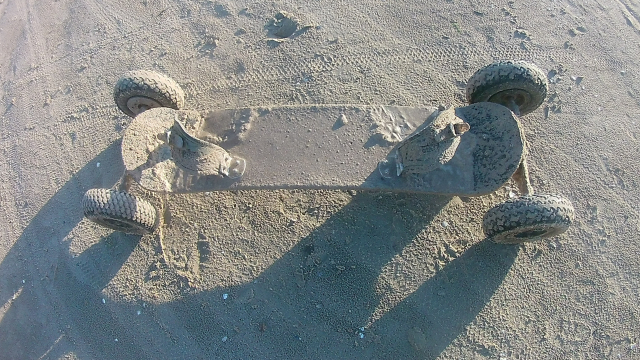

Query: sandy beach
[0,0,639,358]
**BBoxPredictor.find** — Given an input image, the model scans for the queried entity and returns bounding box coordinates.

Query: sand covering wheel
[466,60,548,116]
[483,194,575,244]
[114,70,185,117]
[82,188,158,235]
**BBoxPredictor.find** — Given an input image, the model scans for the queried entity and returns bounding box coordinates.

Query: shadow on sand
[0,140,148,359]
[0,141,519,359]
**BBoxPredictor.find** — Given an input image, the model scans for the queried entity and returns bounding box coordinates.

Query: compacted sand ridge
[0,0,639,359]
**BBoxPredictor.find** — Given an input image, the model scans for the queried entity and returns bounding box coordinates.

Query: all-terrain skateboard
[82,61,575,244]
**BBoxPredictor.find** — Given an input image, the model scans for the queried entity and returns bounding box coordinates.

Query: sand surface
[1,0,640,359]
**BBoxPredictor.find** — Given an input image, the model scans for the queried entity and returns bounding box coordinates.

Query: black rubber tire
[114,70,185,117]
[466,60,548,116]
[82,188,158,235]
[483,194,574,244]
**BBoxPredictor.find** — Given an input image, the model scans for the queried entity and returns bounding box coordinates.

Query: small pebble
[338,113,348,126]
[359,332,364,339]
[114,338,118,342]
[22,279,25,284]
[509,191,516,198]
[137,310,141,315]
[222,336,228,342]
[102,298,106,304]
[441,221,449,228]
[223,293,228,300]
[96,162,100,168]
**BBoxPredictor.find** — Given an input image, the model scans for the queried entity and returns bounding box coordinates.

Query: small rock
[441,221,449,228]
[221,336,228,342]
[338,113,348,126]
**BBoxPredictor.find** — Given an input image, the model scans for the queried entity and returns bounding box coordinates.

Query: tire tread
[483,194,574,244]
[114,70,185,117]
[466,60,548,115]
[82,188,158,234]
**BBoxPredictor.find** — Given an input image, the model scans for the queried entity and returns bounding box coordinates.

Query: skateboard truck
[378,107,470,178]
[166,116,246,179]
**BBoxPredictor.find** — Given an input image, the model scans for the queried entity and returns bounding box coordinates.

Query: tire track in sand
[615,0,640,32]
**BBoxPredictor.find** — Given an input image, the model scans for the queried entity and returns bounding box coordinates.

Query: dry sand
[1,0,639,359]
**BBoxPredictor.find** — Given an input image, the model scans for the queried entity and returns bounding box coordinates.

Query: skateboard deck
[121,103,524,196]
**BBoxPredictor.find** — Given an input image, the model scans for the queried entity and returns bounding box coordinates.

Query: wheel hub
[489,89,532,114]
[514,228,549,239]
[89,215,147,235]
[126,96,162,115]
